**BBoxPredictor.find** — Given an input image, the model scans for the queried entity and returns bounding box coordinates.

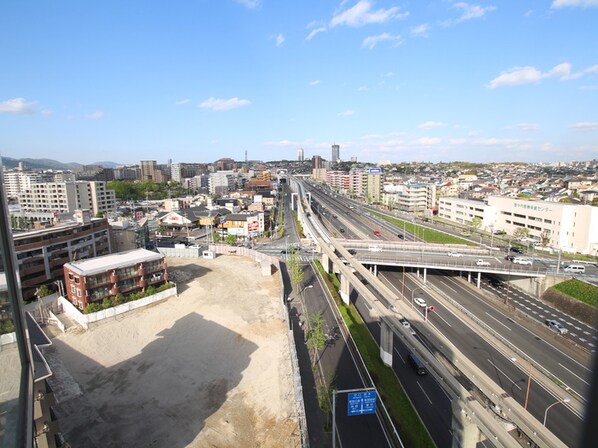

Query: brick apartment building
[63,248,168,310]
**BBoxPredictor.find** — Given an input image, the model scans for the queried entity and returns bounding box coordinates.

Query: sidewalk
[283,263,332,448]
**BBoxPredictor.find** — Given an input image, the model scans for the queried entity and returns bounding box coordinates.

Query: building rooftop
[65,248,163,276]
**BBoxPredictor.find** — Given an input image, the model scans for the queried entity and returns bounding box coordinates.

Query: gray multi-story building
[331,144,340,163]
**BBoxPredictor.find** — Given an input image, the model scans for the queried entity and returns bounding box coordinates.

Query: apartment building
[438,197,494,228]
[326,171,350,192]
[383,183,436,214]
[14,211,112,301]
[63,248,168,310]
[18,181,116,216]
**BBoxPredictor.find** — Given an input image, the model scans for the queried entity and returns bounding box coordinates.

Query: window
[77,289,82,297]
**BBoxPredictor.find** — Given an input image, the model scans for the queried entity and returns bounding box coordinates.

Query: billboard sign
[369,167,382,175]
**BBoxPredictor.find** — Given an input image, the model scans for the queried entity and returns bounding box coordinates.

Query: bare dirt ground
[45,255,299,448]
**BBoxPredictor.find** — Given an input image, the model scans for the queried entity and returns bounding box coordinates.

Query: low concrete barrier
[58,286,178,330]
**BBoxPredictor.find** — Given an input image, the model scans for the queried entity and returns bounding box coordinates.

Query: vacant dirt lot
[45,255,299,448]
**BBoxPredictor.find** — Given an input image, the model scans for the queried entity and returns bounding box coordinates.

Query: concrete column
[451,400,483,448]
[373,264,377,276]
[476,272,481,288]
[307,192,311,208]
[423,268,427,284]
[416,268,420,278]
[467,271,471,283]
[322,253,330,274]
[379,320,393,367]
[339,274,350,304]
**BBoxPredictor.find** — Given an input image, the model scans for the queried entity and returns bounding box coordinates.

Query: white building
[18,181,116,216]
[438,196,598,254]
[297,148,304,161]
[208,171,235,196]
[383,183,436,215]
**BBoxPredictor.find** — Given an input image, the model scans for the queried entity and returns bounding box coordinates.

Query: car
[493,229,506,235]
[347,249,357,255]
[399,318,416,335]
[510,247,524,254]
[505,255,515,261]
[489,277,504,288]
[397,233,404,239]
[460,231,472,237]
[447,251,462,257]
[545,319,568,334]
[413,297,427,308]
[512,257,532,265]
[373,230,381,236]
[339,228,345,233]
[476,259,491,266]
[368,245,382,252]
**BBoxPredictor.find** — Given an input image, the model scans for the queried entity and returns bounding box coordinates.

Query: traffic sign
[428,305,435,312]
[347,391,377,416]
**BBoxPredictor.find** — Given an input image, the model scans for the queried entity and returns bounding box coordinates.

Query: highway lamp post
[490,226,495,249]
[543,397,570,426]
[286,235,290,255]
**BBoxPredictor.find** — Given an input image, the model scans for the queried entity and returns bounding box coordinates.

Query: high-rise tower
[331,144,340,163]
[297,148,304,161]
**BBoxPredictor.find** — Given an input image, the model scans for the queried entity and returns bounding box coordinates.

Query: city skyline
[1,1,597,165]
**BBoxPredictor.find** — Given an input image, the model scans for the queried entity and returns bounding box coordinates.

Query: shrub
[112,294,124,306]
[1,319,15,334]
[156,282,174,292]
[83,303,102,314]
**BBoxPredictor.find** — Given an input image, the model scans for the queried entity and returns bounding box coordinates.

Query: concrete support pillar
[467,271,471,283]
[339,274,350,304]
[373,264,377,276]
[306,192,311,208]
[423,268,427,284]
[291,193,297,210]
[476,271,481,288]
[416,268,420,278]
[322,253,330,274]
[451,400,483,448]
[379,320,393,367]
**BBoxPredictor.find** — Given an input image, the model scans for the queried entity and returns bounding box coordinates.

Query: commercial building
[331,144,340,163]
[297,148,304,161]
[140,160,158,180]
[438,196,598,254]
[63,248,168,310]
[18,181,116,216]
[14,210,112,301]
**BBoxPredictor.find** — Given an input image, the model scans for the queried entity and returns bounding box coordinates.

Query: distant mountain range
[1,157,121,171]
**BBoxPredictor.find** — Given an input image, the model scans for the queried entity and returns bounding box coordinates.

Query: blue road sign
[347,391,377,416]
[369,167,382,174]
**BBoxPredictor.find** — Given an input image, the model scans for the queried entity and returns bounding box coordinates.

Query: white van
[512,257,533,265]
[563,264,585,274]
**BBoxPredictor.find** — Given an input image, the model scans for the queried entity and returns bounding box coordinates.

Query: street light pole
[411,286,425,309]
[543,397,570,426]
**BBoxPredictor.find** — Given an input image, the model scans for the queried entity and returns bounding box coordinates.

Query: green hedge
[83,282,175,314]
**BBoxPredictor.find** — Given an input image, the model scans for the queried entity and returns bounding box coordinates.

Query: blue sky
[1,0,597,165]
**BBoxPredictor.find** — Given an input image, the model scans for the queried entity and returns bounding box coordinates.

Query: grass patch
[370,211,475,245]
[313,260,433,448]
[552,279,598,307]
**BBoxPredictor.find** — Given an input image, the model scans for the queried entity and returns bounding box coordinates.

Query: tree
[36,285,52,298]
[470,216,482,232]
[306,311,327,366]
[288,250,304,289]
[1,319,15,334]
[513,227,530,240]
[225,233,237,245]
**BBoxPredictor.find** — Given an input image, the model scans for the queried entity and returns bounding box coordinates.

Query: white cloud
[410,24,430,36]
[569,121,598,131]
[579,85,598,91]
[486,62,595,88]
[199,97,251,111]
[357,85,369,91]
[309,80,321,86]
[411,137,442,145]
[275,33,285,47]
[362,33,402,49]
[418,121,448,129]
[41,109,53,117]
[506,123,541,131]
[445,2,496,25]
[449,137,519,145]
[235,0,260,9]
[85,111,104,120]
[338,109,356,116]
[175,98,191,106]
[305,27,327,41]
[552,0,598,8]
[330,1,408,28]
[0,97,37,115]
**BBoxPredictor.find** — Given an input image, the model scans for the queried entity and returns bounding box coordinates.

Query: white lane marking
[431,310,453,328]
[558,363,591,386]
[485,312,512,331]
[417,381,433,405]
[487,359,522,390]
[437,279,458,294]
[394,348,406,364]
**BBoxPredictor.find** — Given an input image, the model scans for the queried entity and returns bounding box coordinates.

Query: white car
[447,251,462,257]
[512,257,533,266]
[413,297,427,308]
[476,259,491,266]
[368,245,383,252]
[545,319,568,334]
[399,318,416,335]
